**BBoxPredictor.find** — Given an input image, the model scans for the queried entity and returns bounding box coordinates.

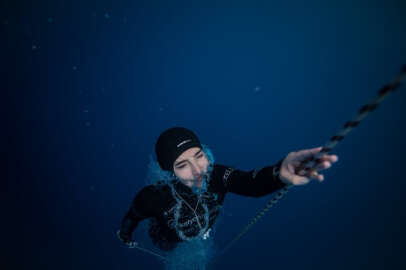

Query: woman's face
[173,147,209,188]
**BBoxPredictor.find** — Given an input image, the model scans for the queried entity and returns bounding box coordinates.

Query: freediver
[117,127,338,251]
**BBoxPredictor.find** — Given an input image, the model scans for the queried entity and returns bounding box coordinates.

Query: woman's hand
[116,230,138,248]
[279,146,338,186]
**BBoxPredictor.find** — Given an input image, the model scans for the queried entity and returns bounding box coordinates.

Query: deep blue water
[5,0,406,269]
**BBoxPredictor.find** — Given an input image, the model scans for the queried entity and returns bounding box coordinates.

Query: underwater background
[5,0,406,269]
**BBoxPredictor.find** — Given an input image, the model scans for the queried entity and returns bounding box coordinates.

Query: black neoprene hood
[155,127,202,172]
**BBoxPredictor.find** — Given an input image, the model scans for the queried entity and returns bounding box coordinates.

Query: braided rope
[220,185,293,255]
[220,65,406,255]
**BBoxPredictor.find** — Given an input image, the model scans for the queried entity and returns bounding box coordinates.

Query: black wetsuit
[119,160,286,251]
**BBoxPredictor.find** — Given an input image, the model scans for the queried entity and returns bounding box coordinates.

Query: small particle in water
[123,17,127,23]
[85,121,91,126]
[47,17,54,23]
[254,86,261,92]
[111,143,115,148]
[159,107,164,112]
[72,66,77,70]
[83,109,89,113]
[104,12,110,19]
[31,44,37,50]
[90,185,95,191]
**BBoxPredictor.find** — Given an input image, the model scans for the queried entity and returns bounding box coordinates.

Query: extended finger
[314,161,331,171]
[314,155,339,170]
[316,154,338,164]
[308,170,324,181]
[296,162,328,175]
[295,146,323,161]
[313,172,324,181]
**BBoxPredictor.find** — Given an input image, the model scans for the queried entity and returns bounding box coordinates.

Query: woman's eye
[177,165,186,169]
[197,154,204,159]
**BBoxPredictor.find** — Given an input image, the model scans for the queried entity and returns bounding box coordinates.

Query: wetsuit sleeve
[119,185,157,241]
[214,159,287,197]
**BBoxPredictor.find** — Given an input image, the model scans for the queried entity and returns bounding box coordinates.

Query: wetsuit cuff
[272,159,286,186]
[118,230,132,242]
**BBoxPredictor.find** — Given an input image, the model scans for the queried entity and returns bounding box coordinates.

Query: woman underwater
[117,126,338,252]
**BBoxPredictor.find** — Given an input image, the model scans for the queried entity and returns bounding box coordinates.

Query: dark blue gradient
[5,0,406,269]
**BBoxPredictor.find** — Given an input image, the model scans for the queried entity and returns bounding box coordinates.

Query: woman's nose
[191,162,201,175]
